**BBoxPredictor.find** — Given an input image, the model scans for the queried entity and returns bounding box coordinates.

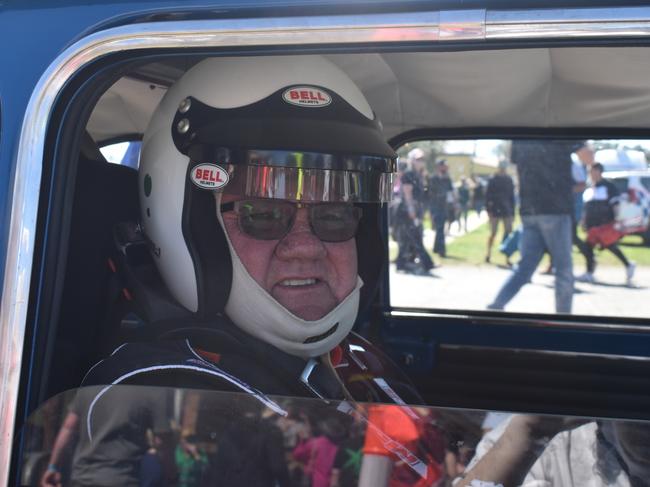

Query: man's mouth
[279,278,318,287]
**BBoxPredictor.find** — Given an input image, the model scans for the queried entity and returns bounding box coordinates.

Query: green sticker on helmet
[144,174,152,197]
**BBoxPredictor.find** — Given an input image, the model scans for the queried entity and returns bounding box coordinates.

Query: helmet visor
[217,163,394,203]
[174,92,397,203]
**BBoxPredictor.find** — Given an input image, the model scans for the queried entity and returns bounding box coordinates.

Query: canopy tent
[87,47,650,144]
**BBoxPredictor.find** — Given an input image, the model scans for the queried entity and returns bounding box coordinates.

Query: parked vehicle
[605,169,650,244]
[595,148,648,173]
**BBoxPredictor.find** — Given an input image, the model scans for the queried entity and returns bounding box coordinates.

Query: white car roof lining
[88,47,650,144]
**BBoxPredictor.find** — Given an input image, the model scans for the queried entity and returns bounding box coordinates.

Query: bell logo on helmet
[191,164,229,190]
[282,86,332,107]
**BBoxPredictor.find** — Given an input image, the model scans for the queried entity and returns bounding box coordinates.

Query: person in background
[445,184,459,236]
[571,142,596,273]
[485,160,515,266]
[358,405,444,487]
[292,414,345,487]
[41,386,173,487]
[331,416,365,487]
[208,398,291,487]
[456,178,471,233]
[487,140,575,314]
[471,176,485,218]
[579,162,636,286]
[175,431,208,487]
[428,159,454,258]
[444,436,473,485]
[456,414,650,487]
[389,161,408,242]
[545,141,595,276]
[141,429,175,487]
[395,148,435,274]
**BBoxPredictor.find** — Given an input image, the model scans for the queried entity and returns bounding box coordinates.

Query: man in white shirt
[455,414,650,487]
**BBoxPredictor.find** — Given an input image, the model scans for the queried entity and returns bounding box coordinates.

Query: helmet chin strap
[215,193,363,358]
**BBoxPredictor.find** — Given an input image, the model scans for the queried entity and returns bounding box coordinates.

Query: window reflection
[458,414,650,487]
[390,139,650,318]
[22,387,650,487]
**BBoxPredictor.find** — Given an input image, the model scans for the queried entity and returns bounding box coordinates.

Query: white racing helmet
[139,55,396,357]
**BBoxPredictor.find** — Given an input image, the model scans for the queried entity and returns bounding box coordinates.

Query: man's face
[412,157,425,172]
[590,166,603,182]
[438,164,448,175]
[221,197,358,321]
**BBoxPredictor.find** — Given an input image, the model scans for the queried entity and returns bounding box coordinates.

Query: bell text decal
[191,164,229,190]
[282,86,331,107]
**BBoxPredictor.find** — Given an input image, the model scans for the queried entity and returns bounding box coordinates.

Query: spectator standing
[488,140,575,314]
[395,148,435,274]
[457,178,471,233]
[570,142,598,275]
[208,400,291,487]
[545,141,595,275]
[485,160,515,265]
[471,176,486,217]
[578,162,636,285]
[41,386,173,487]
[175,432,208,487]
[358,405,444,487]
[292,416,345,487]
[446,185,459,236]
[331,418,365,487]
[141,430,175,487]
[276,408,311,486]
[428,159,454,258]
[140,447,166,487]
[389,161,408,240]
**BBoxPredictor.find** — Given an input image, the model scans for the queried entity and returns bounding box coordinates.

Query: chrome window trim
[488,7,650,38]
[5,6,650,482]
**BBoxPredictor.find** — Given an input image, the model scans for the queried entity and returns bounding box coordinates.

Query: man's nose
[275,208,326,260]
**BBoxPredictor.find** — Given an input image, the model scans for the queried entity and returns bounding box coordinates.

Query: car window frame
[383,129,650,323]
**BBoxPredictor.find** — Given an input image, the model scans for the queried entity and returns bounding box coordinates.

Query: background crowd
[391,140,645,314]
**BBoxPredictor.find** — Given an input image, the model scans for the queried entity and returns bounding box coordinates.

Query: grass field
[390,214,650,268]
[447,220,649,267]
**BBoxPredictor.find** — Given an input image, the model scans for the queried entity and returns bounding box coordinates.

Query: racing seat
[47,133,139,397]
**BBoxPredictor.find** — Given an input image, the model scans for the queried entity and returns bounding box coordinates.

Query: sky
[444,139,650,168]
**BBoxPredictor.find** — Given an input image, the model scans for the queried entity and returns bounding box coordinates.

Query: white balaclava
[215,193,363,358]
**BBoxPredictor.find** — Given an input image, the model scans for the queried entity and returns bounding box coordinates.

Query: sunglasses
[221,199,363,242]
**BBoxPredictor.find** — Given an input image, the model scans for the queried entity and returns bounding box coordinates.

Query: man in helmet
[45,55,440,487]
[81,55,427,410]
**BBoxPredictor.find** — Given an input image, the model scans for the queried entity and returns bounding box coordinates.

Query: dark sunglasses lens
[310,205,362,242]
[237,200,294,240]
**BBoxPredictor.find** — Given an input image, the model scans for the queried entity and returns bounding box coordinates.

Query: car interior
[23,45,650,434]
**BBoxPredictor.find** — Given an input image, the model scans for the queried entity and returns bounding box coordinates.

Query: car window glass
[389,139,650,319]
[19,385,650,486]
[99,140,141,169]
